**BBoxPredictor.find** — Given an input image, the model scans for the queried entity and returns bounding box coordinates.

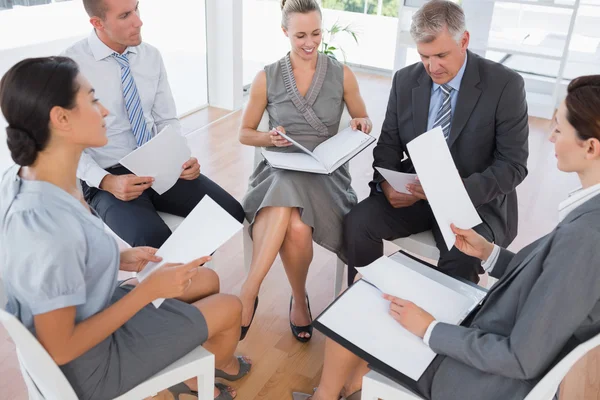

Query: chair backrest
[0,308,78,400]
[253,107,352,168]
[524,332,600,400]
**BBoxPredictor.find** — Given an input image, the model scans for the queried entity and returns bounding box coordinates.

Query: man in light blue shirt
[63,0,245,247]
[345,0,529,285]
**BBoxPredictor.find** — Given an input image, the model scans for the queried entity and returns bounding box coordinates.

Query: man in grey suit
[344,0,529,284]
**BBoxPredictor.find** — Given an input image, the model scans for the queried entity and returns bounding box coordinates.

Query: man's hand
[180,157,201,180]
[100,174,154,201]
[406,178,427,200]
[384,294,435,338]
[381,181,420,208]
[120,247,162,273]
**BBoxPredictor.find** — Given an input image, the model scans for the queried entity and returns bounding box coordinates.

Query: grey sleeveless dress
[242,53,357,261]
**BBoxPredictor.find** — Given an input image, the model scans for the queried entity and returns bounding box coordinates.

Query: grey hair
[410,0,467,44]
[281,0,322,30]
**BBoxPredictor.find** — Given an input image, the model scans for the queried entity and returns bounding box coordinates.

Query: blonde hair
[281,0,322,29]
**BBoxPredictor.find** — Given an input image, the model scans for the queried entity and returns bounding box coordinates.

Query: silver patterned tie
[432,83,453,140]
[112,52,153,147]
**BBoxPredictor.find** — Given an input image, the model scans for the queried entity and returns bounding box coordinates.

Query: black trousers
[343,193,493,286]
[82,166,245,248]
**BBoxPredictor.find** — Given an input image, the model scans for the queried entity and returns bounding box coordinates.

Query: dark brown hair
[0,57,80,166]
[565,75,600,142]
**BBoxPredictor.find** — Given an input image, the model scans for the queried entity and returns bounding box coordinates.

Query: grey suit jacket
[421,194,600,400]
[371,51,529,247]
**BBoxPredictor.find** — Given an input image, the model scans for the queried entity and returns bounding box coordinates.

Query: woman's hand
[451,224,495,261]
[269,126,293,147]
[120,247,162,272]
[384,294,435,338]
[350,117,372,134]
[139,256,211,300]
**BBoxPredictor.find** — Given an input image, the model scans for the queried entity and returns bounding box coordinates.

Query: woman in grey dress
[239,0,372,342]
[0,57,251,400]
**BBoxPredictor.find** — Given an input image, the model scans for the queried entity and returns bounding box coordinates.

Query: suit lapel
[486,194,600,298]
[447,51,482,148]
[412,69,432,139]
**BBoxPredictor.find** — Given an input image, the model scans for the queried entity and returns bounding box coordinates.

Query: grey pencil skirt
[59,285,209,400]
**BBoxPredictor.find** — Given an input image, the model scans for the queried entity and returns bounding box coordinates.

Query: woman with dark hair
[0,57,251,400]
[294,75,600,400]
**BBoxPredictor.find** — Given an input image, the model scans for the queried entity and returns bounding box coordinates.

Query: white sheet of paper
[317,255,482,381]
[406,127,482,250]
[375,167,417,194]
[119,125,191,195]
[318,280,437,381]
[136,196,243,307]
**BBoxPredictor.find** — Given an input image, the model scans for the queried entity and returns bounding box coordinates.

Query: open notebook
[314,252,487,382]
[261,127,376,174]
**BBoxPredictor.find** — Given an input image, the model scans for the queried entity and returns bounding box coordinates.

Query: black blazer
[371,50,529,247]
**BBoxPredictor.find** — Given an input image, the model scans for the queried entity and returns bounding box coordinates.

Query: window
[322,0,400,17]
[142,0,208,116]
[242,0,289,87]
[0,0,208,171]
[320,0,401,70]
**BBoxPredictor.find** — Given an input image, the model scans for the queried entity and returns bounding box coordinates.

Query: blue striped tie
[433,84,453,140]
[112,52,152,147]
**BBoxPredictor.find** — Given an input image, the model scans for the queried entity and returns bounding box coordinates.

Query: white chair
[0,303,215,400]
[362,370,423,400]
[243,110,350,297]
[362,331,600,400]
[391,230,440,262]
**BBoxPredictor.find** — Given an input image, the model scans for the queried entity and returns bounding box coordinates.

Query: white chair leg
[361,373,380,400]
[197,367,214,400]
[242,222,253,273]
[334,258,345,297]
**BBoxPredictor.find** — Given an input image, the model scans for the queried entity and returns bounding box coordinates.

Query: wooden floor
[1,72,599,400]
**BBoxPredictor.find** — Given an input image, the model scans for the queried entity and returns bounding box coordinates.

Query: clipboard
[313,250,487,386]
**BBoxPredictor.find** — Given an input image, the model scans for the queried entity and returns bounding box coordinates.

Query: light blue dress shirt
[426,53,468,131]
[376,55,468,193]
[0,165,120,334]
[63,31,181,189]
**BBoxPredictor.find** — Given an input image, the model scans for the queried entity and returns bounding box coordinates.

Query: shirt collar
[432,53,468,93]
[558,182,600,222]
[87,29,138,61]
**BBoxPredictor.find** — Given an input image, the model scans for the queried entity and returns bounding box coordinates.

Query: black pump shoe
[289,294,313,343]
[240,296,259,341]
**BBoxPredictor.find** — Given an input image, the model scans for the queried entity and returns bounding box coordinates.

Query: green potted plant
[319,20,359,62]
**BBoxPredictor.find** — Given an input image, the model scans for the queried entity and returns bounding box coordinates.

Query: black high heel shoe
[289,294,313,343]
[240,296,259,341]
